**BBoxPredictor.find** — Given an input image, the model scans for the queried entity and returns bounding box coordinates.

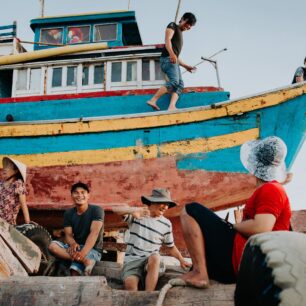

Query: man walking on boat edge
[147,12,197,111]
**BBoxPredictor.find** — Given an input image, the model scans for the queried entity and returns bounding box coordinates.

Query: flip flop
[147,101,160,111]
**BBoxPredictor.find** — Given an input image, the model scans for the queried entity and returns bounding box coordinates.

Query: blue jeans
[160,56,184,95]
[52,240,101,275]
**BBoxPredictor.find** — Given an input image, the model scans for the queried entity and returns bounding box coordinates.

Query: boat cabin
[0,11,166,98]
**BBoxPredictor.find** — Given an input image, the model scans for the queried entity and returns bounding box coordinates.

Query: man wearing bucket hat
[113,188,191,291]
[179,136,292,288]
[0,157,30,225]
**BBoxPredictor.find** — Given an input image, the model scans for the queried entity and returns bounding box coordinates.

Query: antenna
[128,0,131,11]
[39,0,45,17]
[174,0,182,23]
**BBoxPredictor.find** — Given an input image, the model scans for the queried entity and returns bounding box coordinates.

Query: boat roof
[30,10,142,46]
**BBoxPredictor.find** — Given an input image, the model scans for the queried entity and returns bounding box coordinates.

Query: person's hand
[74,249,86,262]
[185,65,196,73]
[180,259,192,270]
[282,172,293,185]
[67,243,80,258]
[169,53,177,64]
[29,220,38,225]
[132,207,150,219]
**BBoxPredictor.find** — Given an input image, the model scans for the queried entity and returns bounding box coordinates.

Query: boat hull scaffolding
[0,83,305,230]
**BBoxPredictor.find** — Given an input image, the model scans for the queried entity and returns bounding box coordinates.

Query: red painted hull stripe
[0,87,222,104]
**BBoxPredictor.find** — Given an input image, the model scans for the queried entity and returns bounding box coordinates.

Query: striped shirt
[124,214,174,263]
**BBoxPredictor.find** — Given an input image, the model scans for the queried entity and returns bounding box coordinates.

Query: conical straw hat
[2,157,27,182]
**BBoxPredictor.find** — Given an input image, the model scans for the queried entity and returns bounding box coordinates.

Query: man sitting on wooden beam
[113,188,191,291]
[48,182,104,276]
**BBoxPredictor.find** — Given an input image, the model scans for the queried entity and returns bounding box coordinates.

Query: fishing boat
[0,11,305,252]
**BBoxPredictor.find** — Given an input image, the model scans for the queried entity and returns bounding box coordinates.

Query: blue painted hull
[0,84,305,213]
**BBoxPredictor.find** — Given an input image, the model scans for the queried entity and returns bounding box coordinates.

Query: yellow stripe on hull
[0,128,259,167]
[0,84,304,138]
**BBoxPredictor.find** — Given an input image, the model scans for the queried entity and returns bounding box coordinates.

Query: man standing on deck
[147,12,197,111]
[48,182,104,276]
[292,57,306,83]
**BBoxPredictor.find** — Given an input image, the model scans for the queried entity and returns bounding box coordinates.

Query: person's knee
[147,254,160,270]
[48,242,59,254]
[168,78,180,91]
[124,276,139,291]
[177,80,184,94]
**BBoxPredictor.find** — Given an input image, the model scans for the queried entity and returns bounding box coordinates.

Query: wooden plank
[0,218,41,273]
[0,237,28,277]
[290,210,306,233]
[0,276,235,306]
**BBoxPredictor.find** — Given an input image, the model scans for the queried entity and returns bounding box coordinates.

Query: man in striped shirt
[113,188,191,291]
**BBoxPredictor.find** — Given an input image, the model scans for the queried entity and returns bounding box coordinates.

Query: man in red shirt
[180,136,292,288]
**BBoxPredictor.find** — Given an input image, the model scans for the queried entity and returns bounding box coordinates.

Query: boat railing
[0,22,16,41]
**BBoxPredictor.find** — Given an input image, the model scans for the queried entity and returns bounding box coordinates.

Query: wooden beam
[0,218,41,273]
[0,275,235,306]
[0,237,28,277]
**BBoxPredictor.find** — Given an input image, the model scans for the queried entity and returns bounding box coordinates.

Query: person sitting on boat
[147,12,197,111]
[113,188,191,291]
[0,157,30,225]
[179,136,292,288]
[292,56,306,83]
[48,182,104,276]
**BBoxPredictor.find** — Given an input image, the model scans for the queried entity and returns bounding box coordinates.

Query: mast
[174,0,182,23]
[39,0,45,18]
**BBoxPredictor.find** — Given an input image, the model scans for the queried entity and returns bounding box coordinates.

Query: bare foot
[147,100,160,111]
[84,259,95,276]
[181,271,210,289]
[167,106,177,111]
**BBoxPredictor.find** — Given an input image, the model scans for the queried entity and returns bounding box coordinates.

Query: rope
[155,278,186,306]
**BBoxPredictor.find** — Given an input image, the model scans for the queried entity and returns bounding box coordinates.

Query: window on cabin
[16,69,27,90]
[142,60,150,81]
[29,68,41,91]
[67,26,90,44]
[52,67,62,87]
[127,61,137,82]
[82,66,89,86]
[155,60,164,80]
[94,64,104,84]
[40,28,63,45]
[111,62,122,82]
[94,24,117,41]
[67,66,77,86]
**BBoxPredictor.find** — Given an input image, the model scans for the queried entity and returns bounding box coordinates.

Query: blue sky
[2,0,305,210]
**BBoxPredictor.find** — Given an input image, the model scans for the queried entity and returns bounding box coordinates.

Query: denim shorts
[160,56,184,95]
[52,240,101,275]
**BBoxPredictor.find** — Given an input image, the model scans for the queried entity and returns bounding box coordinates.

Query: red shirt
[232,181,291,275]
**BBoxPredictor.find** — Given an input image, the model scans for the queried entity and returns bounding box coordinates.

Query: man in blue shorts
[49,182,104,276]
[147,13,197,111]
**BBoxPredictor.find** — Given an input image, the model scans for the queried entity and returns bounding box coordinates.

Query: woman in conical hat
[180,136,292,288]
[0,157,30,225]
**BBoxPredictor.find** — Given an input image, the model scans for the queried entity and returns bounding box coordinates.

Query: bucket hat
[141,188,177,208]
[2,157,27,182]
[240,136,287,182]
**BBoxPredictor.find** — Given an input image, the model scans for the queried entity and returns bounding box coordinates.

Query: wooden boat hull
[1,83,306,235]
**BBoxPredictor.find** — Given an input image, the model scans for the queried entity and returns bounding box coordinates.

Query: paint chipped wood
[0,218,41,273]
[0,275,235,306]
[0,237,28,277]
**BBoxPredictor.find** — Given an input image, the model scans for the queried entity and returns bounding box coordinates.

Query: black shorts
[185,202,236,283]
